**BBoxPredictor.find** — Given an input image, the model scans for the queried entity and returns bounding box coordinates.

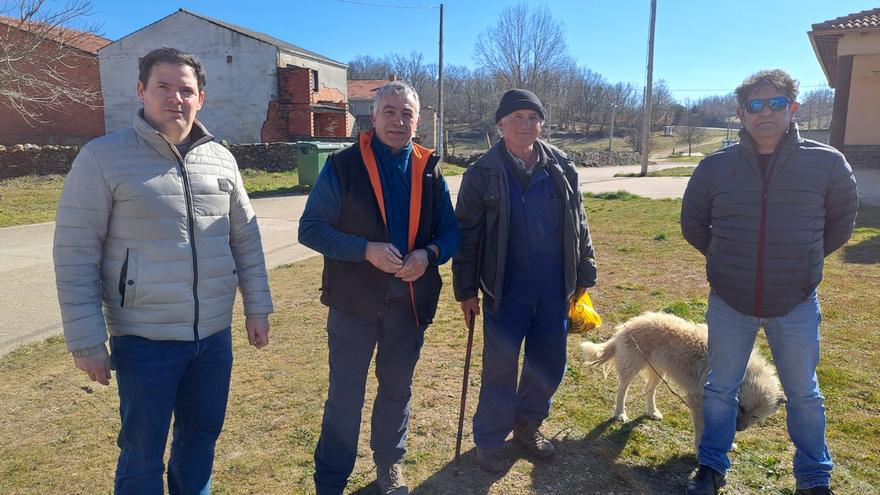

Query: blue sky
[85,0,878,100]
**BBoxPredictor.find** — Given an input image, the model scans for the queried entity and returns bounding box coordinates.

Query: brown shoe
[476,447,506,473]
[513,422,556,459]
[376,460,408,495]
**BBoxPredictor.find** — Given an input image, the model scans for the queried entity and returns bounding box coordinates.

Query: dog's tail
[579,340,616,378]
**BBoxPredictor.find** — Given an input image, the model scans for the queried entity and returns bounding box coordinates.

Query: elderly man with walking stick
[452,89,597,472]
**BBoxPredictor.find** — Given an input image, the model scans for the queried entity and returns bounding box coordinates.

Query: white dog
[580,312,785,448]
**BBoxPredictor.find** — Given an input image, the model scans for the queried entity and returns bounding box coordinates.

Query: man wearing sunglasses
[681,69,858,495]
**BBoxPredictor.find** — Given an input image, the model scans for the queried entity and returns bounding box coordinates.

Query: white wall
[99,11,278,143]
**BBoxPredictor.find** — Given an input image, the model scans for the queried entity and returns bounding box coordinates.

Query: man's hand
[246,315,270,349]
[570,286,588,306]
[365,242,404,274]
[396,249,429,282]
[74,346,111,386]
[460,297,480,323]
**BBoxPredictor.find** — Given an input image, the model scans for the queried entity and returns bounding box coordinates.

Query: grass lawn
[659,154,705,164]
[1,197,878,494]
[0,174,65,227]
[0,169,305,227]
[614,166,695,178]
[440,162,467,176]
[240,168,302,197]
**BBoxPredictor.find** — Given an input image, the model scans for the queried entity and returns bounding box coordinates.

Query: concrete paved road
[1,163,877,356]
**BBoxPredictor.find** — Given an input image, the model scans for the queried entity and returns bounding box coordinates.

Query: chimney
[388,74,397,81]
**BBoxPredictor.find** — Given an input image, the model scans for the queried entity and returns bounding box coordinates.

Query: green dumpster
[293,141,349,188]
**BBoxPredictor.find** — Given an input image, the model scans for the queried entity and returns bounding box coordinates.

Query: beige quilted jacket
[54,112,273,352]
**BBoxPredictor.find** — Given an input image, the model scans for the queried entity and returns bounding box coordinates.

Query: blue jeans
[109,328,233,495]
[313,299,427,495]
[699,292,833,489]
[472,297,569,449]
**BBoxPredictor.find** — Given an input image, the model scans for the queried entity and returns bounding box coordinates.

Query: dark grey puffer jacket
[452,140,597,311]
[681,123,858,317]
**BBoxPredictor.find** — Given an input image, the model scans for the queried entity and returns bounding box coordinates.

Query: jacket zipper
[754,152,777,318]
[119,248,129,307]
[171,145,200,341]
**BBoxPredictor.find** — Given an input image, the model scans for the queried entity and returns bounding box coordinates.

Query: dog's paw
[647,411,663,421]
[613,412,629,422]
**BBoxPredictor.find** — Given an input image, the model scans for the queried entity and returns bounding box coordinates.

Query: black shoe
[686,465,726,495]
[475,447,506,473]
[794,487,834,495]
[512,422,556,460]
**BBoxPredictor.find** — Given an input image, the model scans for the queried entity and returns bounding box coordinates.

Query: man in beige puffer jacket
[53,47,273,494]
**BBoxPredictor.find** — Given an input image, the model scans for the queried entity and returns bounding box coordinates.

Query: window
[312,71,319,92]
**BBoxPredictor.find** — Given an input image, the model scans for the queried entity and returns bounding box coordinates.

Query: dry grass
[1,199,877,495]
[0,170,305,228]
[614,167,695,178]
[0,174,65,227]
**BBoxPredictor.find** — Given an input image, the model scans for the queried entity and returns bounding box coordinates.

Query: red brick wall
[261,66,349,142]
[0,25,104,145]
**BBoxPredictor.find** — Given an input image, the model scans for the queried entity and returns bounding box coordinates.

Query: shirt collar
[371,133,413,168]
[502,141,546,176]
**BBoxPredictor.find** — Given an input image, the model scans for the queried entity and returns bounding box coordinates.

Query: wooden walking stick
[454,310,476,466]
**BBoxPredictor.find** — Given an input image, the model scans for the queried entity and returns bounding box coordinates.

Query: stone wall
[0,144,80,179]
[227,143,299,172]
[843,145,880,169]
[445,148,641,168]
[564,149,642,167]
[0,141,360,179]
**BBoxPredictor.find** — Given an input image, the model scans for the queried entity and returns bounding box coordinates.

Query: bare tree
[388,51,437,104]
[677,111,708,156]
[347,55,391,80]
[473,3,573,96]
[799,88,834,130]
[0,0,103,124]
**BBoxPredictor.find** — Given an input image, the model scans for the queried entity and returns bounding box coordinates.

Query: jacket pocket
[118,248,140,308]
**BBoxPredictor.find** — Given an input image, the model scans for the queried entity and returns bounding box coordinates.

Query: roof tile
[347,79,389,100]
[0,14,109,54]
[812,8,880,32]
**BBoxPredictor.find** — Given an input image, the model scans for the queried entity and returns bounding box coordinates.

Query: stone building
[99,9,350,144]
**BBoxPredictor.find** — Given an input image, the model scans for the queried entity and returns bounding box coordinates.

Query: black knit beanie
[494,89,546,123]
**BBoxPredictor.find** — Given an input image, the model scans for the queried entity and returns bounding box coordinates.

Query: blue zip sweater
[299,134,459,264]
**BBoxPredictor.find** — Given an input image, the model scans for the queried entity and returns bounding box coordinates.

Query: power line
[337,0,438,9]
[668,83,831,92]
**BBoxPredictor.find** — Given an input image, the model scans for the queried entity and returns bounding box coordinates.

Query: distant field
[448,128,731,160]
[0,169,304,228]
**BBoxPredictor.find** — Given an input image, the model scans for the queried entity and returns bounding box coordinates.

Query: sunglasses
[744,96,791,114]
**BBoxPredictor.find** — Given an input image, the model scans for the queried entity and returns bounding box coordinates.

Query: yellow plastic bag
[568,292,602,334]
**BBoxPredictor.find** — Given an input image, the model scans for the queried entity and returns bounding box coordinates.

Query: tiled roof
[0,15,110,54]
[179,9,345,67]
[808,8,880,88]
[811,8,880,31]
[347,79,389,100]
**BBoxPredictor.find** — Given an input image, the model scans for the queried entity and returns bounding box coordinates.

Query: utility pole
[608,103,616,151]
[640,0,657,177]
[437,3,444,158]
